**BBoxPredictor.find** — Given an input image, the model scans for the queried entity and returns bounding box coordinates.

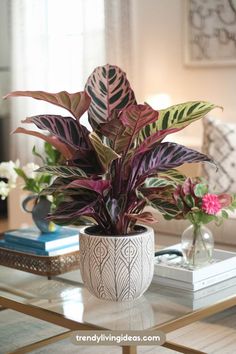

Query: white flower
[22,163,40,179]
[0,181,10,200]
[46,195,54,203]
[0,160,19,186]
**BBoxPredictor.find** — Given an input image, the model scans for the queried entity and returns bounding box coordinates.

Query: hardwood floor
[168,307,236,353]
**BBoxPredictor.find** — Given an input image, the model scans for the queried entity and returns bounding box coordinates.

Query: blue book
[4,227,79,251]
[0,240,79,256]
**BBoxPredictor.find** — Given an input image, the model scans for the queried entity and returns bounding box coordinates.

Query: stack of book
[153,244,236,291]
[0,227,80,256]
[175,277,236,310]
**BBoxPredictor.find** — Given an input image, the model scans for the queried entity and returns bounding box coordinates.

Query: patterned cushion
[202,117,236,193]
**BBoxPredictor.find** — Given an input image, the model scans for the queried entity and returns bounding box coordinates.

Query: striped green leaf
[144,177,175,188]
[143,169,187,189]
[158,169,186,183]
[137,188,180,218]
[139,101,219,143]
[39,178,67,195]
[37,166,87,178]
[148,199,180,217]
[89,132,120,171]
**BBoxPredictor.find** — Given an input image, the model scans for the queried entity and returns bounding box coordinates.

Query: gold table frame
[0,288,235,354]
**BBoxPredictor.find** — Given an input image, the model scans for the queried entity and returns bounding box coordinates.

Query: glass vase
[22,195,59,233]
[181,224,214,269]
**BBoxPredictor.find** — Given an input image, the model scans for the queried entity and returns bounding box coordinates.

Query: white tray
[154,244,236,284]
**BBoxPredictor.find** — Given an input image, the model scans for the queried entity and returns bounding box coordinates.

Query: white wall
[131,0,236,146]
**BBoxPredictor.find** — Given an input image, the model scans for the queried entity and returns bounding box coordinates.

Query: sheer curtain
[8,0,133,228]
[10,0,105,163]
[104,0,133,79]
[9,0,133,163]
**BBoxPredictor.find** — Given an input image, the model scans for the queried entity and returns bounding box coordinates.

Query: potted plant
[4,64,218,301]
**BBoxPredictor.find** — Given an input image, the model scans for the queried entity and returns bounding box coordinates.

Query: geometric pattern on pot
[79,226,154,302]
[202,116,236,193]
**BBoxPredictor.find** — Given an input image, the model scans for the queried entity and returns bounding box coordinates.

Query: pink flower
[202,194,222,215]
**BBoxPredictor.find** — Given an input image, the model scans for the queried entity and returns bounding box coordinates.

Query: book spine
[0,241,80,256]
[153,268,236,291]
[4,234,79,251]
[192,268,236,290]
[0,242,50,255]
[4,234,46,250]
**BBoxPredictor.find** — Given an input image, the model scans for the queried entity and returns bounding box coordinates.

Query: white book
[154,244,236,284]
[153,268,236,291]
[156,278,236,310]
[182,277,236,300]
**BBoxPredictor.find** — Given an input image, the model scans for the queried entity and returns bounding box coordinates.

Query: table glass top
[0,266,236,331]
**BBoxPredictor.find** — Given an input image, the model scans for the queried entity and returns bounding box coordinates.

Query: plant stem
[199,227,211,261]
[191,223,200,266]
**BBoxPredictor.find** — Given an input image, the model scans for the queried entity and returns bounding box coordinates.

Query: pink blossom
[202,193,222,215]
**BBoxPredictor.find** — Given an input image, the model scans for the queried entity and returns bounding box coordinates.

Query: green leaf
[194,183,208,197]
[222,210,229,219]
[158,169,186,183]
[37,174,52,185]
[200,213,217,224]
[138,101,219,143]
[176,198,184,210]
[32,146,45,163]
[24,178,39,193]
[184,195,195,208]
[89,132,120,171]
[144,177,175,188]
[14,168,28,182]
[44,142,61,165]
[157,101,219,130]
[137,188,180,218]
[232,202,236,208]
[150,199,181,217]
[143,171,186,200]
[163,214,175,220]
[39,178,67,195]
[36,166,87,178]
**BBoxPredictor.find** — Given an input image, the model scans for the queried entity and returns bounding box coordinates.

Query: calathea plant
[4,64,217,236]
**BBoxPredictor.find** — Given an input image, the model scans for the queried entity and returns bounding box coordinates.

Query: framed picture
[184,0,236,66]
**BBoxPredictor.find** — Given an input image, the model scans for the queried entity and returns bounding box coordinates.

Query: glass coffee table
[0,266,236,354]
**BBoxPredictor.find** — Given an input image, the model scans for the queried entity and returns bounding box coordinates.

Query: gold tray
[0,234,80,277]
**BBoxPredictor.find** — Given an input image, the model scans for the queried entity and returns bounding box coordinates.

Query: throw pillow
[202,116,236,193]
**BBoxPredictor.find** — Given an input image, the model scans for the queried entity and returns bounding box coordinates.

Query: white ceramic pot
[79,225,154,302]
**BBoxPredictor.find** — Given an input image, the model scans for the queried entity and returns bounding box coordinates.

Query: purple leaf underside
[4,90,91,120]
[131,142,214,187]
[66,179,110,195]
